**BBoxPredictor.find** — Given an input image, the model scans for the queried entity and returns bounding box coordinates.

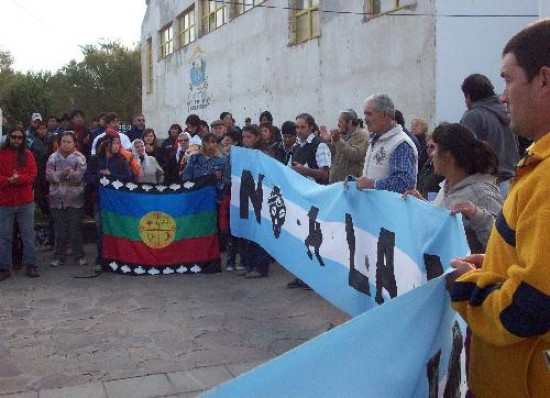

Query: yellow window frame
[177,7,196,48]
[291,0,320,44]
[367,0,410,17]
[201,0,226,35]
[146,38,153,94]
[159,23,174,58]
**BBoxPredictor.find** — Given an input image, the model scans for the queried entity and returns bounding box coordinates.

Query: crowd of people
[1,18,549,396]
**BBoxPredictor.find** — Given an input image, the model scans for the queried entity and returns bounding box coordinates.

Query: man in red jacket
[0,127,39,280]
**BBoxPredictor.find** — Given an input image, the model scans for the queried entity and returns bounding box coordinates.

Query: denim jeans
[0,202,36,270]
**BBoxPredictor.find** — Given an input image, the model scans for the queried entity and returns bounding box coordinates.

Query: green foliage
[0,42,141,129]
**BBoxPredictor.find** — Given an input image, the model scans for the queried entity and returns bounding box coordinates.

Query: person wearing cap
[26,112,43,144]
[320,109,368,184]
[210,119,227,141]
[185,114,203,146]
[278,120,297,166]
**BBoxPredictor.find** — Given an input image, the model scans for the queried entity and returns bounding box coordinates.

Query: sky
[0,0,147,73]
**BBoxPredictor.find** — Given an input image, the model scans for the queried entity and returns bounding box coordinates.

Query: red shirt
[0,148,37,206]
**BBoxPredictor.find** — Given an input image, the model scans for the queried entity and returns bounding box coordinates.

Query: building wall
[142,0,541,137]
[434,0,539,124]
[142,0,437,136]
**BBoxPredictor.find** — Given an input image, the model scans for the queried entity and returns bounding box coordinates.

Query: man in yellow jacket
[448,19,550,398]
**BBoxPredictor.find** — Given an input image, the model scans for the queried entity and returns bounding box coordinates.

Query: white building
[141,0,541,136]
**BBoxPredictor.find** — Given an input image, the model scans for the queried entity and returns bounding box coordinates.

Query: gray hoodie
[461,97,519,179]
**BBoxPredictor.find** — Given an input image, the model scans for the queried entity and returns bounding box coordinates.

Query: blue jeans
[0,202,36,270]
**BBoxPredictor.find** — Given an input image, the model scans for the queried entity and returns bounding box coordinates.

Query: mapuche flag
[98,176,221,275]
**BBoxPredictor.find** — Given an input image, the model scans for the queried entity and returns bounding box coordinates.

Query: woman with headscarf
[46,131,87,267]
[164,132,195,184]
[85,133,132,273]
[132,139,164,184]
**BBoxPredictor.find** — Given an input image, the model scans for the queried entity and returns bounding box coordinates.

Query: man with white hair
[355,94,417,193]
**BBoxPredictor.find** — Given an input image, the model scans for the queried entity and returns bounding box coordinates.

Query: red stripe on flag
[102,235,220,266]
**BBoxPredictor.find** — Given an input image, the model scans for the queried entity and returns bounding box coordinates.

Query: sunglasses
[10,135,24,140]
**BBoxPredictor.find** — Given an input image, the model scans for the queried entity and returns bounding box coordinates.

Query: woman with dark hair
[161,123,183,161]
[405,123,503,253]
[142,128,165,166]
[46,131,87,267]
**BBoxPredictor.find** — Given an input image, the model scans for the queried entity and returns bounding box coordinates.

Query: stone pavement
[0,244,348,397]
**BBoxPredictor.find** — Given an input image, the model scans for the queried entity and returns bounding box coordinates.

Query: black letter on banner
[267,186,286,238]
[305,206,325,266]
[426,350,441,398]
[424,253,444,280]
[240,170,264,224]
[375,228,397,304]
[346,213,371,295]
[443,321,463,398]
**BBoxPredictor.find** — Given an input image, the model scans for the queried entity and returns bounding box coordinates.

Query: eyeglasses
[10,135,24,140]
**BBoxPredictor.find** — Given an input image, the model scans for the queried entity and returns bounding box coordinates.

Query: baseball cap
[32,113,42,122]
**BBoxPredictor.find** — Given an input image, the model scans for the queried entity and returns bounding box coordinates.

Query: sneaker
[0,269,12,282]
[286,278,312,290]
[245,270,265,278]
[25,265,40,278]
[235,269,248,276]
[94,264,103,274]
[235,265,245,271]
[225,265,234,272]
[76,258,88,266]
[50,259,64,267]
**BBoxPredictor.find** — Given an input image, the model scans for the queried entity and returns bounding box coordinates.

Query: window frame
[159,23,174,58]
[366,0,412,18]
[177,6,196,48]
[290,0,320,45]
[145,38,153,94]
[200,0,227,36]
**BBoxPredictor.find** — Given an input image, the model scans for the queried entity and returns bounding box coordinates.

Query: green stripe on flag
[101,209,217,241]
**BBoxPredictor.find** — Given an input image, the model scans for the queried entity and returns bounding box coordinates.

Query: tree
[0,42,141,129]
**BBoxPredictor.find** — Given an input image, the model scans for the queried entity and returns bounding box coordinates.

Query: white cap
[31,113,42,122]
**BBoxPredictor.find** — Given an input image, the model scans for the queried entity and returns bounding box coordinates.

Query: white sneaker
[50,260,64,267]
[76,258,88,266]
[235,265,245,271]
[225,265,234,272]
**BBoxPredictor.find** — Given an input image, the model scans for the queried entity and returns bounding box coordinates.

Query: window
[159,23,174,58]
[177,7,196,48]
[201,0,227,35]
[366,0,409,17]
[146,38,153,94]
[291,0,320,44]
[234,0,264,16]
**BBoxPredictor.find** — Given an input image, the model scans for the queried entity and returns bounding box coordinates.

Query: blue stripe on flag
[100,185,217,218]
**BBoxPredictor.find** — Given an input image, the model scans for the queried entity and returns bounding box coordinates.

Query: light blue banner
[204,277,467,397]
[203,148,470,397]
[228,147,469,316]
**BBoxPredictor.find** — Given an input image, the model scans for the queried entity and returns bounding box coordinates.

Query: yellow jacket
[451,133,550,398]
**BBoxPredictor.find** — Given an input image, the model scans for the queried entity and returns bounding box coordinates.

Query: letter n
[375,228,397,304]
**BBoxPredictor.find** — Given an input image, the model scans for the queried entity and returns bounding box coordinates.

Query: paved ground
[0,244,348,397]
